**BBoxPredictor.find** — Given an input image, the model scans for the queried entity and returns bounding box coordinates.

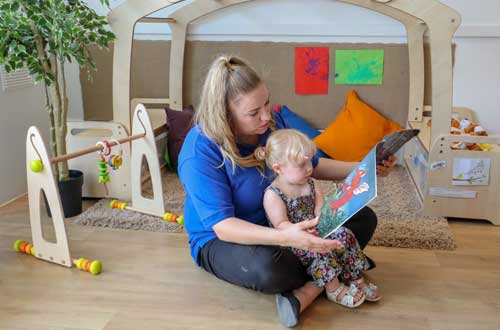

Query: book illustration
[317,147,377,238]
[452,158,490,186]
[376,128,420,164]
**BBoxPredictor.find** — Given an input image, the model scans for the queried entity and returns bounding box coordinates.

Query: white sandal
[353,279,382,302]
[326,283,365,308]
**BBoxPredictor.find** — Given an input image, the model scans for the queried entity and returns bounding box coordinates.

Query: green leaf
[10,2,19,12]
[17,44,26,53]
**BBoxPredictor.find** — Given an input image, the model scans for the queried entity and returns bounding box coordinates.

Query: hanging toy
[96,141,111,195]
[108,138,123,171]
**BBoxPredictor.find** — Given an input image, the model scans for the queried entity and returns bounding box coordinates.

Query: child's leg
[326,227,382,301]
[291,247,341,289]
[292,248,364,307]
[325,226,370,283]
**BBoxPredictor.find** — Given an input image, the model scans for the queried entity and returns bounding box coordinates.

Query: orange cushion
[314,90,403,162]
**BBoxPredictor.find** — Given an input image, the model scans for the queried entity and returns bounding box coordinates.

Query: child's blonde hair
[255,129,317,170]
[196,55,274,171]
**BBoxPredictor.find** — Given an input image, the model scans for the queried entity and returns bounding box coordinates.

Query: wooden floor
[1,197,500,330]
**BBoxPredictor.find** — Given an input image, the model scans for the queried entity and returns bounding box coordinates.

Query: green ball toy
[13,239,24,252]
[177,215,184,226]
[89,260,102,275]
[30,159,44,173]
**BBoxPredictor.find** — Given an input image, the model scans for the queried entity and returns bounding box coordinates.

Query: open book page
[317,147,377,238]
[376,128,420,164]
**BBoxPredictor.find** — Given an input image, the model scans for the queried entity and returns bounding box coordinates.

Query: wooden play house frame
[105,0,500,225]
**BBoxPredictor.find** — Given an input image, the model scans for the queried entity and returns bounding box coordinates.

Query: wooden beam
[138,17,176,24]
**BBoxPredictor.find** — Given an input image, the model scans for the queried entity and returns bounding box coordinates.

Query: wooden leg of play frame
[130,104,166,216]
[26,127,72,267]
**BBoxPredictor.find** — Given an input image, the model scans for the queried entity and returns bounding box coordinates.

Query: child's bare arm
[313,179,325,217]
[263,190,293,230]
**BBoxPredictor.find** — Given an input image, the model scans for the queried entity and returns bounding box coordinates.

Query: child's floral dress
[267,179,370,286]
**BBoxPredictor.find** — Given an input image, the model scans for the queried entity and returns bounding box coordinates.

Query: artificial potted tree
[0,0,115,216]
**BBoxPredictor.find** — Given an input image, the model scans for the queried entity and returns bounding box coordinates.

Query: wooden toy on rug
[13,240,102,275]
[109,199,184,226]
[163,212,184,226]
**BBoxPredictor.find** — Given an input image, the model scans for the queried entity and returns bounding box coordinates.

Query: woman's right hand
[281,217,344,253]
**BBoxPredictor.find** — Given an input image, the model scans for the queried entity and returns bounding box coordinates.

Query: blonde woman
[178,55,393,327]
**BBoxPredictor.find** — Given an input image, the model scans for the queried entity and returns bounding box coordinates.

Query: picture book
[317,147,377,238]
[316,128,419,238]
[376,128,420,164]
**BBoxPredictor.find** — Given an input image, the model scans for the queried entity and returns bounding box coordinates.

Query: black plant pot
[46,170,84,218]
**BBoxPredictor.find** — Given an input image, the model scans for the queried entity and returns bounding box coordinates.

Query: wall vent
[0,65,35,91]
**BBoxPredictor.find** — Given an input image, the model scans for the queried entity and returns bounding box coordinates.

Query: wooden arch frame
[106,1,500,229]
[108,0,460,142]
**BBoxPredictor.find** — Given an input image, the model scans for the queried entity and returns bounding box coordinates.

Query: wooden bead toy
[109,199,183,226]
[14,240,102,275]
[108,138,123,170]
[98,156,110,184]
[108,154,123,170]
[96,141,111,195]
[163,212,184,226]
[29,159,44,173]
[74,257,102,275]
[13,239,35,255]
[109,199,128,210]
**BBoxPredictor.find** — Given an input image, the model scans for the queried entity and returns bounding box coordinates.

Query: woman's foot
[352,277,382,302]
[325,281,365,308]
[275,292,301,327]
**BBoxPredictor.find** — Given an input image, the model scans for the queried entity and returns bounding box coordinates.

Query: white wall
[0,62,84,205]
[0,81,47,205]
[1,0,499,205]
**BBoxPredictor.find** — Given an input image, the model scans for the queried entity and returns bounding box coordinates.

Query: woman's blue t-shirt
[177,112,319,265]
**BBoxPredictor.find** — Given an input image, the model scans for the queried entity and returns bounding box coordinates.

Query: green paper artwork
[335,49,384,85]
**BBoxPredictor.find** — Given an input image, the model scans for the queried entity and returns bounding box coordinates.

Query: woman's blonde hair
[196,55,274,171]
[254,129,317,171]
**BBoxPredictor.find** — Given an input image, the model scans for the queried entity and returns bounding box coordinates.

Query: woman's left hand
[376,155,397,177]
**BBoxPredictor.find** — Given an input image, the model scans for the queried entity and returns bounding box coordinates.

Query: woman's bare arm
[212,217,340,253]
[313,155,397,180]
[312,158,358,180]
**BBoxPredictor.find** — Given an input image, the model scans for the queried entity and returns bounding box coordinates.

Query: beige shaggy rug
[74,166,456,250]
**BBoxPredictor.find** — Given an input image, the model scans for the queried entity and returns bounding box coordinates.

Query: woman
[178,55,394,327]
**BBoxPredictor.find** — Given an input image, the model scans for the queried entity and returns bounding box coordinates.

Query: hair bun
[221,57,233,72]
[254,146,267,161]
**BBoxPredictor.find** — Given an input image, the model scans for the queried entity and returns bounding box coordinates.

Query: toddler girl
[256,129,381,307]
